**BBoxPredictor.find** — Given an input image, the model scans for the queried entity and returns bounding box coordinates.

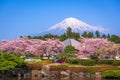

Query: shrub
[66,58,96,66]
[112,60,120,66]
[102,70,120,78]
[79,59,96,66]
[98,60,113,65]
[66,58,80,64]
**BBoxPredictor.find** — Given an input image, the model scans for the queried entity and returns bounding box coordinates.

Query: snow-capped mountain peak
[48,17,105,32]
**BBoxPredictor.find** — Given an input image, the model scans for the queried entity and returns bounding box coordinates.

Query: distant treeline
[20,27,120,43]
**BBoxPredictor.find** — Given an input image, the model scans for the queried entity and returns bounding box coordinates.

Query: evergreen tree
[72,32,80,40]
[27,35,32,38]
[60,33,68,41]
[56,45,78,59]
[102,34,107,38]
[109,35,120,43]
[82,31,88,38]
[88,32,94,38]
[95,30,100,38]
[20,36,23,38]
[107,34,111,38]
[66,27,72,38]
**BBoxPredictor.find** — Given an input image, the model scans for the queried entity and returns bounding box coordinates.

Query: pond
[0,77,115,80]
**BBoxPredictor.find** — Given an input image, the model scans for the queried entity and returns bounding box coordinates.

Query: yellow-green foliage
[102,70,120,77]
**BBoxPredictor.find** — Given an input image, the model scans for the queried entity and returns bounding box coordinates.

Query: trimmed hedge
[112,60,120,66]
[66,58,120,66]
[79,59,96,66]
[102,70,120,78]
[98,60,113,65]
[66,58,96,66]
[66,58,80,64]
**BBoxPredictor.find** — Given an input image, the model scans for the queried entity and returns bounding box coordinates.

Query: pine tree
[102,34,106,38]
[95,30,100,38]
[88,32,94,38]
[66,27,73,38]
[82,31,88,38]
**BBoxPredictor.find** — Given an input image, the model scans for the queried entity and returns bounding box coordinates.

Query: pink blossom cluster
[0,38,64,56]
[75,38,111,58]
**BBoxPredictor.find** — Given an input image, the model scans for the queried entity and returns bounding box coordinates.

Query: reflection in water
[0,77,108,80]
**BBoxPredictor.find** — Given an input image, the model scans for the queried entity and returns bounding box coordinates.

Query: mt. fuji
[39,17,105,35]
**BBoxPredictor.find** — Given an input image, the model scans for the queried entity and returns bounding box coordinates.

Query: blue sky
[0,0,120,40]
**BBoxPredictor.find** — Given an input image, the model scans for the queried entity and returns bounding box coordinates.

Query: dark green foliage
[98,60,113,65]
[82,31,88,38]
[66,58,96,66]
[72,32,80,40]
[42,33,59,39]
[107,34,111,38]
[102,70,120,78]
[56,46,78,59]
[79,59,96,66]
[64,45,78,55]
[60,33,68,41]
[66,58,81,64]
[26,33,59,40]
[27,35,32,38]
[21,27,120,44]
[112,60,120,66]
[66,27,80,41]
[0,52,25,71]
[102,34,107,38]
[67,27,73,38]
[88,32,94,38]
[20,36,23,38]
[95,30,100,38]
[109,35,120,43]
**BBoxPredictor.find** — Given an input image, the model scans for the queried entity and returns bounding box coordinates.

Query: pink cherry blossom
[75,38,111,58]
[0,38,64,57]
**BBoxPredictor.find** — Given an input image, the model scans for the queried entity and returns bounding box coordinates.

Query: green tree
[82,31,88,38]
[60,33,68,41]
[88,32,94,38]
[56,46,78,59]
[72,32,80,40]
[109,35,120,43]
[95,30,100,38]
[102,34,107,38]
[107,34,111,39]
[0,52,25,71]
[20,36,23,38]
[27,35,32,38]
[67,27,73,38]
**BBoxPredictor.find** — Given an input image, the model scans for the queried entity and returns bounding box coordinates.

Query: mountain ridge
[36,17,105,36]
[48,17,105,32]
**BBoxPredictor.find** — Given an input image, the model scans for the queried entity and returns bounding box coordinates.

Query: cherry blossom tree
[75,38,111,58]
[0,38,64,58]
[97,43,120,59]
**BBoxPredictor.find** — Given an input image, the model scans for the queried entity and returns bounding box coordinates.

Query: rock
[50,71,60,77]
[71,72,78,78]
[79,72,85,78]
[86,73,91,78]
[95,72,102,79]
[41,65,50,77]
[61,71,69,77]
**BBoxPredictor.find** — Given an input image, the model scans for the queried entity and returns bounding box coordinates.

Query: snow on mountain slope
[48,17,105,32]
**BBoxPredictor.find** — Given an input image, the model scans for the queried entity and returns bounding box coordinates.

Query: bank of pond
[0,64,120,79]
[0,53,120,79]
